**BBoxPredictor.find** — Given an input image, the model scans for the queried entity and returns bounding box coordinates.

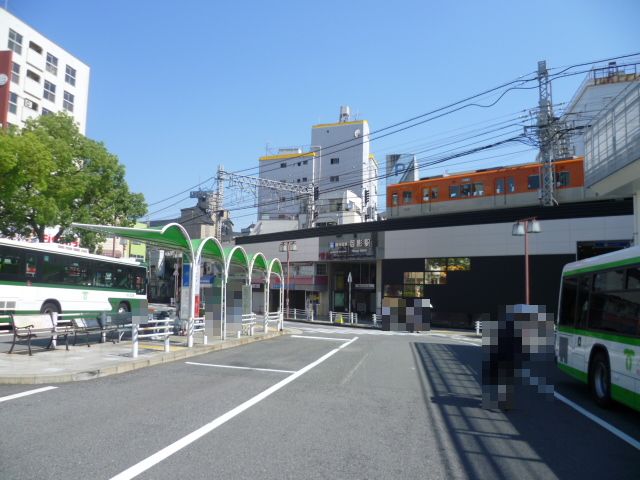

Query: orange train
[386,158,588,218]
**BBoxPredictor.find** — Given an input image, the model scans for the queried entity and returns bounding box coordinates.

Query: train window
[391,193,398,206]
[403,191,412,204]
[496,178,504,194]
[556,171,570,187]
[528,175,540,190]
[422,188,430,201]
[449,185,460,198]
[474,182,484,196]
[431,187,439,199]
[508,177,515,193]
[461,184,472,197]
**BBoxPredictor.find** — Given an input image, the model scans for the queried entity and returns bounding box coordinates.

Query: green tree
[0,113,146,251]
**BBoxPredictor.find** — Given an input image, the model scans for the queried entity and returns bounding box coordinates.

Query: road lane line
[290,334,350,342]
[110,336,359,480]
[0,386,58,403]
[554,392,640,451]
[185,362,295,374]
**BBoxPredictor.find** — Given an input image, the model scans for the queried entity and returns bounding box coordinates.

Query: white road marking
[0,386,58,403]
[554,392,640,451]
[290,334,350,342]
[185,362,295,374]
[110,336,359,480]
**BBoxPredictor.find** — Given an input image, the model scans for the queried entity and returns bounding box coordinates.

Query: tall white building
[0,8,90,133]
[257,106,379,229]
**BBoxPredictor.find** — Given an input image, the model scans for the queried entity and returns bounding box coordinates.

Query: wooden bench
[9,313,71,355]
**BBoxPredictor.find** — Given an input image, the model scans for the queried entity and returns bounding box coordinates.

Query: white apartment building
[257,106,379,229]
[0,8,89,133]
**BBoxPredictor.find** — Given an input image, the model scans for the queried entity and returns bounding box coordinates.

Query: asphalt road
[0,324,638,480]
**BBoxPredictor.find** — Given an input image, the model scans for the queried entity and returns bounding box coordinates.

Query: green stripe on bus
[0,279,138,293]
[557,325,640,346]
[558,363,640,411]
[558,363,588,383]
[612,384,640,411]
[563,256,640,277]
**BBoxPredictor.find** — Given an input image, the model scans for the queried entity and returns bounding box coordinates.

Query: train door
[494,177,507,207]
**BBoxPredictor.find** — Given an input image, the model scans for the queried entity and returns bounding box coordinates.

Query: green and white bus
[556,245,640,411]
[0,238,147,323]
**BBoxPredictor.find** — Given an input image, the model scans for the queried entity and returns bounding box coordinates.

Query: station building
[236,198,634,327]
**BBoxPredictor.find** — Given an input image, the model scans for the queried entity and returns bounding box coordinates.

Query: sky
[7,0,640,229]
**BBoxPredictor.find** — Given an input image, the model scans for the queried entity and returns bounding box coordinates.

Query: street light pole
[512,218,541,304]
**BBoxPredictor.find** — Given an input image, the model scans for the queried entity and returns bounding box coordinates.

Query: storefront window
[425,258,447,271]
[425,272,447,285]
[404,272,424,284]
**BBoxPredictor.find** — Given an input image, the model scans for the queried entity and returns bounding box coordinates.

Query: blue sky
[8,0,640,228]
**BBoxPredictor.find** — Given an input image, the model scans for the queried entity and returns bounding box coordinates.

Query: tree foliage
[0,113,147,251]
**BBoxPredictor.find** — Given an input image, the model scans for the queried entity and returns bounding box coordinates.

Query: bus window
[0,246,22,279]
[508,177,515,193]
[25,254,37,278]
[590,269,639,335]
[449,185,460,198]
[559,276,578,326]
[422,188,430,202]
[134,272,146,295]
[576,275,590,329]
[594,269,625,292]
[403,191,412,204]
[627,267,640,289]
[93,262,115,288]
[42,254,64,283]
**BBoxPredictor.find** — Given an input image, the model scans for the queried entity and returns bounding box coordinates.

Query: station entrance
[328,261,376,316]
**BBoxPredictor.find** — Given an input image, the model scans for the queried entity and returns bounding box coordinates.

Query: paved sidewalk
[0,330,289,385]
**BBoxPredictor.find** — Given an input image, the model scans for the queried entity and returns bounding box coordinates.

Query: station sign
[319,233,377,260]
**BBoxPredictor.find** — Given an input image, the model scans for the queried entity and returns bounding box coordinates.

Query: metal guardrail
[475,320,482,336]
[284,308,313,321]
[241,313,257,337]
[264,311,281,333]
[328,311,358,325]
[132,319,172,358]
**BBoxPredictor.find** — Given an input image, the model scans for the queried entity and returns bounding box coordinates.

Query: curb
[0,330,288,385]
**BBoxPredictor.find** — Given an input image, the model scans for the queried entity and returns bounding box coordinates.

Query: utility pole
[537,60,555,207]
[217,168,316,228]
[279,241,297,313]
[216,165,224,239]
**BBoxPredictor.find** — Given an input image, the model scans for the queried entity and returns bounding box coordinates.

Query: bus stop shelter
[71,222,283,341]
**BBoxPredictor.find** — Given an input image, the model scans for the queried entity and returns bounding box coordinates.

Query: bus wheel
[117,302,130,314]
[40,302,60,314]
[590,352,612,408]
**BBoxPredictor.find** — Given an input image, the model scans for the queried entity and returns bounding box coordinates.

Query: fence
[131,319,172,358]
[264,311,282,333]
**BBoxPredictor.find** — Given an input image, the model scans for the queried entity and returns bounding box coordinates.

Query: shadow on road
[411,341,638,480]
